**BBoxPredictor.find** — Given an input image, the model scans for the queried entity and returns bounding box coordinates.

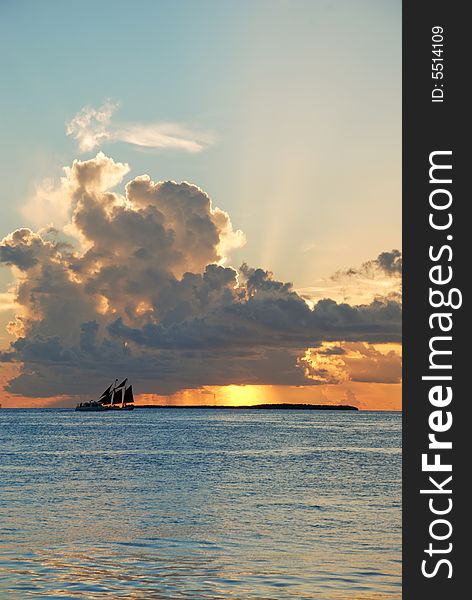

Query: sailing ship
[75,378,135,412]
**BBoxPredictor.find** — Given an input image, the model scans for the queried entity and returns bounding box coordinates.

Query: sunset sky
[0,0,401,409]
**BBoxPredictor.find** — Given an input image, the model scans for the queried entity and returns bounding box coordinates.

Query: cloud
[0,291,17,312]
[299,342,402,385]
[66,101,114,152]
[66,101,213,153]
[0,228,57,270]
[298,249,403,308]
[0,153,401,398]
[20,179,72,229]
[332,249,402,280]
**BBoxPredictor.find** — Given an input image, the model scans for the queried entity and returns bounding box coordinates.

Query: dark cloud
[0,153,401,398]
[332,249,402,280]
[106,294,400,351]
[0,229,54,270]
[377,250,402,276]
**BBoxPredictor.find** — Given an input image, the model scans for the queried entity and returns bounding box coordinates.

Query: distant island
[135,403,358,411]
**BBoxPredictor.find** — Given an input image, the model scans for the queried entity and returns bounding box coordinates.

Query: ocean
[0,408,401,599]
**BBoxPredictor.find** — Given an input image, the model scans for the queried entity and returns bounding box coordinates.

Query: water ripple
[0,409,401,598]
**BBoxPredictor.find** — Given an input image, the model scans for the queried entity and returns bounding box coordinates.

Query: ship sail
[123,385,134,404]
[98,385,112,404]
[76,378,134,411]
[112,388,123,404]
[100,393,112,405]
[100,384,113,397]
[99,384,113,405]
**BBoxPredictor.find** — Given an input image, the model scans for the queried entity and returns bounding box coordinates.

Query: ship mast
[110,379,119,406]
[111,378,128,407]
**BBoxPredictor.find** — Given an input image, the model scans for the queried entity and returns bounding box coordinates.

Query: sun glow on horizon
[1,357,401,411]
[126,381,402,411]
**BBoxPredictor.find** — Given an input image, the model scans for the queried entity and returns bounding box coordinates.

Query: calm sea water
[0,409,401,599]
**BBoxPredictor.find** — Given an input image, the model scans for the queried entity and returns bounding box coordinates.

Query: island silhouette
[134,403,358,411]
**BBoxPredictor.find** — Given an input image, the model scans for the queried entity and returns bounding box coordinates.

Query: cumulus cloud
[0,153,401,398]
[66,101,213,153]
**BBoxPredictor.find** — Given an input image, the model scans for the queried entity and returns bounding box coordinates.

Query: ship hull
[75,404,134,412]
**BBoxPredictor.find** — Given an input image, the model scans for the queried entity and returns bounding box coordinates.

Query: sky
[0,0,401,409]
